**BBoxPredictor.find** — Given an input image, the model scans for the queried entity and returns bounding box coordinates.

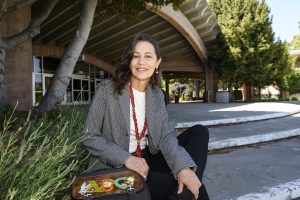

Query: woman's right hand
[124,155,149,179]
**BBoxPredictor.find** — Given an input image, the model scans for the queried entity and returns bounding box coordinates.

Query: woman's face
[130,41,161,82]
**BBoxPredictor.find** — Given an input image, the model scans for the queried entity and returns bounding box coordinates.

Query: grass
[0,105,89,200]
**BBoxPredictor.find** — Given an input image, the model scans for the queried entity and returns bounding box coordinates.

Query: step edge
[175,110,300,128]
[208,128,300,150]
[234,179,300,200]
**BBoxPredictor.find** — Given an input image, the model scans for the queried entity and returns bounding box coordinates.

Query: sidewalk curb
[208,128,300,150]
[235,179,300,200]
[175,110,300,128]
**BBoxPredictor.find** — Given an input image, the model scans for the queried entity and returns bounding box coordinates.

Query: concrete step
[170,102,300,128]
[236,179,300,200]
[208,113,300,150]
[204,137,300,200]
[209,128,300,150]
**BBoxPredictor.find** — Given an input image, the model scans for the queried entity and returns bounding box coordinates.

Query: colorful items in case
[79,181,101,195]
[79,176,135,195]
[100,179,115,192]
[114,176,135,190]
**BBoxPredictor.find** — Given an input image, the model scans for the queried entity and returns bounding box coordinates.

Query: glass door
[72,75,90,104]
[42,74,53,95]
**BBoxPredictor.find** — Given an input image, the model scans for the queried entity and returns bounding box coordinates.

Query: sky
[265,0,300,43]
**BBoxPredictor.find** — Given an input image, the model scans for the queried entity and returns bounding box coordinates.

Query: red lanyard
[129,82,148,158]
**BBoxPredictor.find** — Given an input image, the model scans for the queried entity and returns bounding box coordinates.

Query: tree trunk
[195,79,200,100]
[0,48,6,111]
[0,0,37,21]
[228,79,233,93]
[258,85,261,100]
[243,82,254,101]
[38,0,98,112]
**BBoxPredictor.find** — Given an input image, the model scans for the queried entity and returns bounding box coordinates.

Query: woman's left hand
[177,168,201,199]
[124,155,149,179]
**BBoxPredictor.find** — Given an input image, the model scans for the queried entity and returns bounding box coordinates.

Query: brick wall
[1,1,32,110]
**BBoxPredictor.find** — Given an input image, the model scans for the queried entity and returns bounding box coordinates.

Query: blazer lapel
[146,86,156,135]
[118,83,130,134]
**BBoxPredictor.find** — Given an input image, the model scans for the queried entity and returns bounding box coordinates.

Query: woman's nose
[138,56,146,64]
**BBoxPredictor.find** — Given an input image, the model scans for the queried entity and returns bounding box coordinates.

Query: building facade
[1,0,219,110]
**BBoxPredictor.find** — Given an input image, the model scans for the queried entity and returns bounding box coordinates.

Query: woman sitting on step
[82,32,210,200]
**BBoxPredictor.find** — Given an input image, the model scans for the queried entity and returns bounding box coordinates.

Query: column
[1,1,32,110]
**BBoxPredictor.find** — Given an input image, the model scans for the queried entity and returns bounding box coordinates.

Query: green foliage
[182,86,193,100]
[291,96,299,101]
[0,107,89,200]
[99,0,185,20]
[271,41,295,90]
[169,78,195,91]
[170,82,193,101]
[282,70,300,93]
[291,35,300,50]
[171,82,186,96]
[209,0,281,91]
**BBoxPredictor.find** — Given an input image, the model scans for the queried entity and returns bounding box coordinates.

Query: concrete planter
[216,91,229,103]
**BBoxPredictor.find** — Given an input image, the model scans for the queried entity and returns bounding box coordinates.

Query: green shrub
[291,96,299,101]
[171,82,186,97]
[182,86,193,101]
[0,106,89,200]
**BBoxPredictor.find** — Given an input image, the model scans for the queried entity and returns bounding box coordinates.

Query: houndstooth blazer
[82,80,196,177]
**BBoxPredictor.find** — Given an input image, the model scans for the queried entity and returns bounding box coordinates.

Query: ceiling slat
[85,15,163,52]
[33,0,219,77]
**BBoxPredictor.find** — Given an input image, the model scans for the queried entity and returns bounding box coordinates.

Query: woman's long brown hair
[112,32,161,95]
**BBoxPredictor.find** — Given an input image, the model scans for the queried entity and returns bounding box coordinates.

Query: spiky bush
[0,106,89,200]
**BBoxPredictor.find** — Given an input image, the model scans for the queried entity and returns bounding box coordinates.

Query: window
[32,56,111,106]
[72,77,90,103]
[34,73,43,104]
[33,56,42,73]
[32,56,43,105]
[43,57,60,73]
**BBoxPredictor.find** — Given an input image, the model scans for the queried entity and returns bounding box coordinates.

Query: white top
[129,87,148,153]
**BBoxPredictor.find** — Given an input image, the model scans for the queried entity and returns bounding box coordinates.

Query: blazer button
[125,133,129,137]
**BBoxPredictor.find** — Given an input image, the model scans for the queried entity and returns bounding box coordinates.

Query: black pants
[145,125,210,200]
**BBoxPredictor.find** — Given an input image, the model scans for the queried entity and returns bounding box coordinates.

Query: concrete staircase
[168,102,300,200]
[205,114,300,200]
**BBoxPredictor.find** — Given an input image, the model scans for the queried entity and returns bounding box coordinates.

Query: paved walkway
[166,101,300,200]
[205,137,300,200]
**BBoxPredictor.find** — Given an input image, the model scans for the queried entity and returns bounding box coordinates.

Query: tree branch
[38,0,98,111]
[0,0,37,20]
[3,0,60,50]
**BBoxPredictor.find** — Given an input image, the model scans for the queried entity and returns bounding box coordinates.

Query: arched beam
[153,5,207,65]
[160,56,204,73]
[32,44,115,74]
[83,54,116,75]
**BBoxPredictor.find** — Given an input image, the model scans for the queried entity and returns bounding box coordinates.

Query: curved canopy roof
[33,0,218,79]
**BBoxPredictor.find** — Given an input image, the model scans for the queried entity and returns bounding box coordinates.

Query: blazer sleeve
[157,91,197,179]
[82,83,131,166]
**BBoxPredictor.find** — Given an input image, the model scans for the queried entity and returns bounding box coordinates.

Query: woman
[82,32,209,200]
